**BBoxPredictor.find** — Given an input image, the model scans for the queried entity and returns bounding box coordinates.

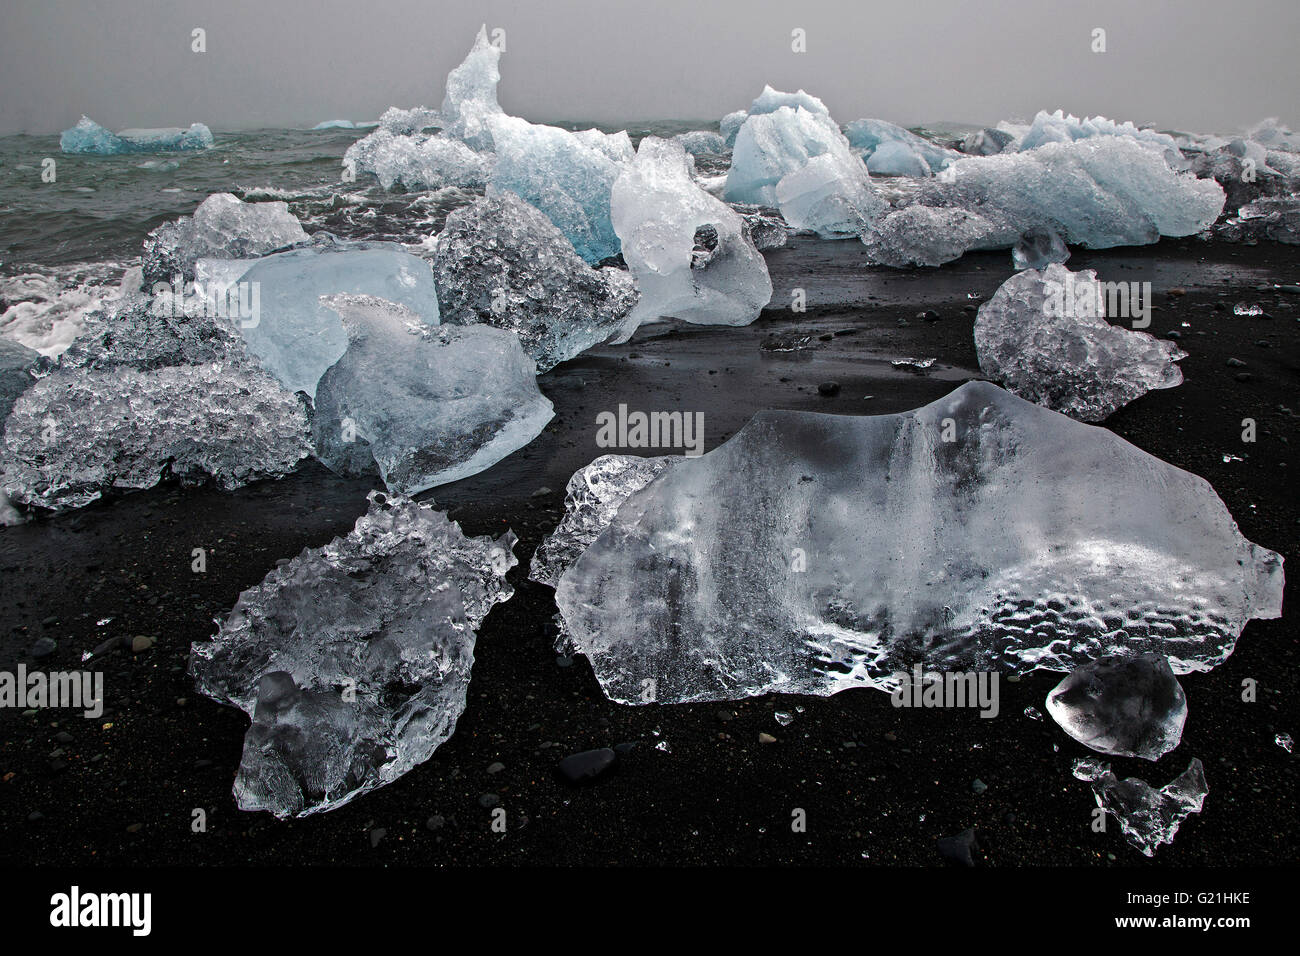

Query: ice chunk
[56,297,245,371]
[1,361,310,513]
[236,244,440,398]
[845,118,961,175]
[974,263,1185,421]
[723,92,851,206]
[719,110,747,148]
[676,130,727,156]
[529,454,679,588]
[190,491,517,817]
[311,120,358,130]
[377,105,440,135]
[1223,197,1300,244]
[432,191,637,371]
[960,127,1014,156]
[60,115,214,154]
[0,338,39,422]
[1046,654,1187,760]
[552,381,1283,704]
[775,151,887,238]
[1246,117,1300,153]
[1017,110,1181,163]
[610,137,772,340]
[310,294,554,494]
[1011,226,1070,270]
[439,24,504,151]
[342,129,491,190]
[862,205,1010,268]
[487,114,627,263]
[142,193,309,287]
[1088,759,1208,857]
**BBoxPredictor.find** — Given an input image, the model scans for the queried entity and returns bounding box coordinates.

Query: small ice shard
[611,136,772,340]
[862,205,1009,268]
[1,361,310,513]
[552,381,1283,705]
[310,294,554,494]
[1071,756,1110,781]
[1089,759,1208,857]
[487,114,627,263]
[529,454,679,588]
[1233,302,1263,316]
[142,193,309,287]
[0,338,40,422]
[237,244,441,398]
[1277,733,1294,753]
[438,24,504,151]
[342,128,491,190]
[844,118,961,175]
[960,127,1015,156]
[190,491,517,818]
[60,115,214,154]
[1016,110,1182,165]
[974,263,1186,421]
[1046,654,1187,760]
[1011,226,1070,270]
[432,191,637,371]
[890,356,936,369]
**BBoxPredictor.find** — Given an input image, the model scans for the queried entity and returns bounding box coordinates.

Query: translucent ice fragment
[1046,654,1187,760]
[1012,226,1070,270]
[439,24,504,151]
[60,115,213,155]
[1089,759,1208,857]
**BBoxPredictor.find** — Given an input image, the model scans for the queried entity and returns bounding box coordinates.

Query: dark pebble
[817,382,841,397]
[936,828,979,867]
[556,747,617,784]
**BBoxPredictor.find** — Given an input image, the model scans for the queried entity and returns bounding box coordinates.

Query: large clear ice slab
[1046,654,1187,760]
[190,491,517,818]
[611,136,772,340]
[774,150,887,238]
[438,24,504,151]
[553,381,1283,704]
[432,192,637,371]
[529,454,678,588]
[974,263,1186,421]
[60,115,214,154]
[143,193,309,287]
[845,118,961,175]
[237,243,441,398]
[1086,759,1208,857]
[342,128,491,190]
[310,294,554,494]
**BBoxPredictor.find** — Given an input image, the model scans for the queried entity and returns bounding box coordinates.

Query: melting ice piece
[845,118,961,175]
[439,24,504,151]
[1072,757,1110,782]
[529,454,679,588]
[142,193,309,287]
[487,114,627,263]
[975,263,1186,421]
[190,491,517,818]
[863,205,1010,268]
[1,361,310,513]
[676,130,728,156]
[311,294,554,494]
[775,151,886,238]
[377,105,440,135]
[720,110,747,148]
[0,338,39,422]
[432,191,637,371]
[611,136,772,340]
[1046,654,1187,760]
[237,244,440,398]
[553,381,1283,704]
[1089,759,1208,857]
[342,129,490,190]
[961,127,1015,156]
[1012,226,1070,270]
[60,115,214,154]
[1017,110,1182,165]
[56,297,245,371]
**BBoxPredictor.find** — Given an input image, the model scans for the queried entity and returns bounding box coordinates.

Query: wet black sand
[1,236,1296,867]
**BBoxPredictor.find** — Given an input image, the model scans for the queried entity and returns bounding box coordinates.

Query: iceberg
[236,243,441,398]
[719,110,747,148]
[552,381,1283,704]
[610,136,772,340]
[845,118,961,175]
[311,120,358,130]
[60,115,214,154]
[723,87,851,206]
[974,263,1186,421]
[142,193,309,287]
[1046,654,1187,760]
[439,24,504,151]
[190,491,517,818]
[1017,109,1182,164]
[310,294,554,494]
[432,191,637,371]
[342,128,491,190]
[1087,759,1208,857]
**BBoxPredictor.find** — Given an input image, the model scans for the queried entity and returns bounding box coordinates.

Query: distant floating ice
[60,115,214,155]
[1046,654,1187,760]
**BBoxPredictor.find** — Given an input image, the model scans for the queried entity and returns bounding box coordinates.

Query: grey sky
[1,0,1296,136]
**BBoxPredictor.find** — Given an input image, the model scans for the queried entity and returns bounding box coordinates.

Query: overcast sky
[1,0,1296,135]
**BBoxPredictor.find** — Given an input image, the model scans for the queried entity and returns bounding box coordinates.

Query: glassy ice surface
[862,205,1007,268]
[1012,227,1070,270]
[611,137,772,340]
[237,244,441,398]
[190,491,518,818]
[1088,759,1209,857]
[774,150,886,238]
[142,192,309,287]
[974,263,1186,421]
[438,24,504,151]
[1046,654,1187,760]
[529,454,679,588]
[553,382,1283,704]
[311,294,554,494]
[342,128,490,190]
[844,118,961,175]
[60,115,214,154]
[432,191,637,371]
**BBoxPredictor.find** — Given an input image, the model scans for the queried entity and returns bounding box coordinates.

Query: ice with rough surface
[432,192,637,371]
[1012,226,1070,270]
[1087,759,1208,857]
[719,110,747,148]
[143,193,309,287]
[862,205,1009,268]
[611,137,772,340]
[311,294,554,494]
[553,381,1283,704]
[438,25,503,151]
[975,263,1185,421]
[0,338,39,422]
[56,297,244,371]
[775,150,887,238]
[1017,110,1182,163]
[845,118,961,175]
[60,115,214,154]
[529,454,678,588]
[1046,654,1187,760]
[961,127,1015,156]
[342,129,491,190]
[190,491,516,818]
[237,244,440,398]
